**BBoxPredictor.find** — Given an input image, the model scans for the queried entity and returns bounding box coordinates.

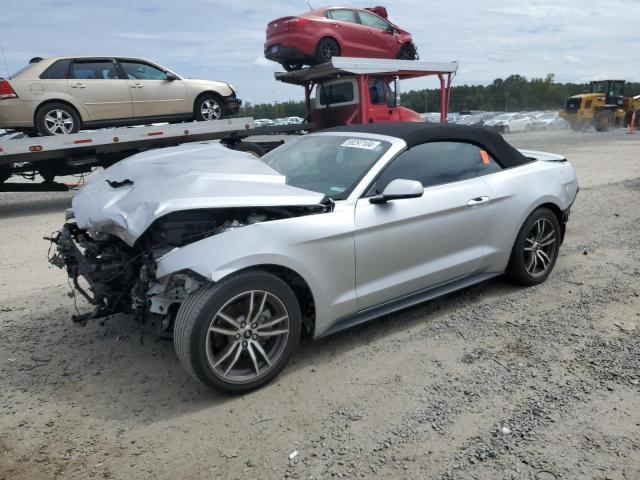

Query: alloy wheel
[322,43,338,60]
[200,99,222,120]
[524,217,556,277]
[205,290,290,383]
[44,109,74,135]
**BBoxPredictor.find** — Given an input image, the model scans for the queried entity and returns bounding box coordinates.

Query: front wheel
[174,271,302,394]
[35,102,81,136]
[194,94,223,121]
[397,43,418,60]
[507,208,561,286]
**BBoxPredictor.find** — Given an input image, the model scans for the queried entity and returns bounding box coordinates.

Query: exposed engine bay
[48,205,326,332]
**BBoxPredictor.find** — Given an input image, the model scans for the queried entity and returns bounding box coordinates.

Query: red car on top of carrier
[264,6,418,71]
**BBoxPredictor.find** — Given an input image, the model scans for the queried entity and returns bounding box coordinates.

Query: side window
[318,81,356,106]
[40,59,71,79]
[358,10,389,30]
[372,142,502,193]
[327,9,357,23]
[71,60,119,80]
[368,80,386,105]
[119,61,168,80]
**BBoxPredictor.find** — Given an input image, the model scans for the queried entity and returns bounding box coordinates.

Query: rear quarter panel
[477,159,578,272]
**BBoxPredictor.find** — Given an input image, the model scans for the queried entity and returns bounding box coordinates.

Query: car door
[117,59,188,118]
[354,141,496,310]
[356,10,398,57]
[326,8,372,57]
[67,58,133,120]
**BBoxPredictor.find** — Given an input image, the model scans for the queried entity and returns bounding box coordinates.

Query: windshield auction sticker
[340,139,381,150]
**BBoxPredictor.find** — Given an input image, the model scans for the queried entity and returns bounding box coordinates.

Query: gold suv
[0,57,241,135]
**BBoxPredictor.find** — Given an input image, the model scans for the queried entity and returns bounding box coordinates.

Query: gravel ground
[1,128,639,480]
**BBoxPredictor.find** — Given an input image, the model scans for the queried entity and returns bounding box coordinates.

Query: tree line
[236,74,640,118]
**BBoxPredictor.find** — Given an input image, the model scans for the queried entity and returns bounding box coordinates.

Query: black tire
[507,207,561,286]
[594,110,614,132]
[35,102,80,136]
[230,142,265,157]
[174,270,302,394]
[0,166,11,183]
[397,43,418,60]
[194,93,224,121]
[315,37,340,64]
[282,62,303,72]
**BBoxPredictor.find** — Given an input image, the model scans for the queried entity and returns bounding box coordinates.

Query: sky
[1,0,638,104]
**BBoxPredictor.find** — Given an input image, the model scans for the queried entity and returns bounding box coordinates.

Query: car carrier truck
[0,57,457,190]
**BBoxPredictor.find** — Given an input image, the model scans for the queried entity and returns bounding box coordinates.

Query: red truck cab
[275,57,458,130]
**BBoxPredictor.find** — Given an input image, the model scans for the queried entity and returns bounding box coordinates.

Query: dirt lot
[1,129,639,480]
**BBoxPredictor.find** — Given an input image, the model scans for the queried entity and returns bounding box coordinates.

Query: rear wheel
[174,271,302,394]
[282,62,303,72]
[594,110,614,132]
[397,43,418,60]
[507,207,561,286]
[35,102,80,136]
[315,38,340,64]
[194,94,223,121]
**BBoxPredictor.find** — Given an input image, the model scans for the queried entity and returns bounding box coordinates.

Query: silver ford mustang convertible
[51,123,579,393]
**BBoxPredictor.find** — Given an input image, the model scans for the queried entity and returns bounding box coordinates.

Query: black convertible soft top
[322,122,531,168]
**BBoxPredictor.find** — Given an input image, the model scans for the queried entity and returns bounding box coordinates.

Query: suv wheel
[35,103,80,136]
[194,94,223,121]
[174,271,302,394]
[507,207,561,286]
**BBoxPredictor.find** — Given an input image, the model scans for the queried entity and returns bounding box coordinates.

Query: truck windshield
[263,135,390,200]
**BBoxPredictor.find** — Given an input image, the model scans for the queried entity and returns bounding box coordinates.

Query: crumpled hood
[71,142,324,246]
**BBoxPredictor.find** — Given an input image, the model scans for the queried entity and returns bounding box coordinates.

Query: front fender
[155,207,358,332]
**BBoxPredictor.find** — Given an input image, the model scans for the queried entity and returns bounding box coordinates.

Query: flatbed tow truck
[0,57,457,191]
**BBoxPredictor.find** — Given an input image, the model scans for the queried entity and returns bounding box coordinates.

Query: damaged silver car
[50,123,578,393]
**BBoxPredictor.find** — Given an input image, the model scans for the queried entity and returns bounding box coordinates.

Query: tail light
[284,17,308,27]
[0,79,18,99]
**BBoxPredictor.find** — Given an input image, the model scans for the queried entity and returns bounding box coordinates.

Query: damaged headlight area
[48,204,326,334]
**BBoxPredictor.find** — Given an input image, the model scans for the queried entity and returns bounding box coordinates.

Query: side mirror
[385,25,395,34]
[369,179,423,204]
[165,72,179,81]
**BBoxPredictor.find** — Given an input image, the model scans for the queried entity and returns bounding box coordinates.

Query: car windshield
[492,114,512,121]
[262,135,391,200]
[540,113,555,119]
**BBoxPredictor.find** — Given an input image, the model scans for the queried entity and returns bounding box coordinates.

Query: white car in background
[484,113,532,133]
[530,112,569,130]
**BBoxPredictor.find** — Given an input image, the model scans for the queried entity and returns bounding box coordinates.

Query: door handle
[131,83,144,88]
[71,83,85,89]
[467,196,490,206]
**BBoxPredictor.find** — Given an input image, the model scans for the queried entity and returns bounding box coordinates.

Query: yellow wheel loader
[560,80,640,132]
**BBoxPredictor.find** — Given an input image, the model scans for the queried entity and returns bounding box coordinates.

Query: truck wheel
[315,38,340,64]
[194,94,223,121]
[35,102,80,136]
[173,270,302,394]
[594,110,614,132]
[397,43,418,60]
[0,166,11,183]
[230,142,265,157]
